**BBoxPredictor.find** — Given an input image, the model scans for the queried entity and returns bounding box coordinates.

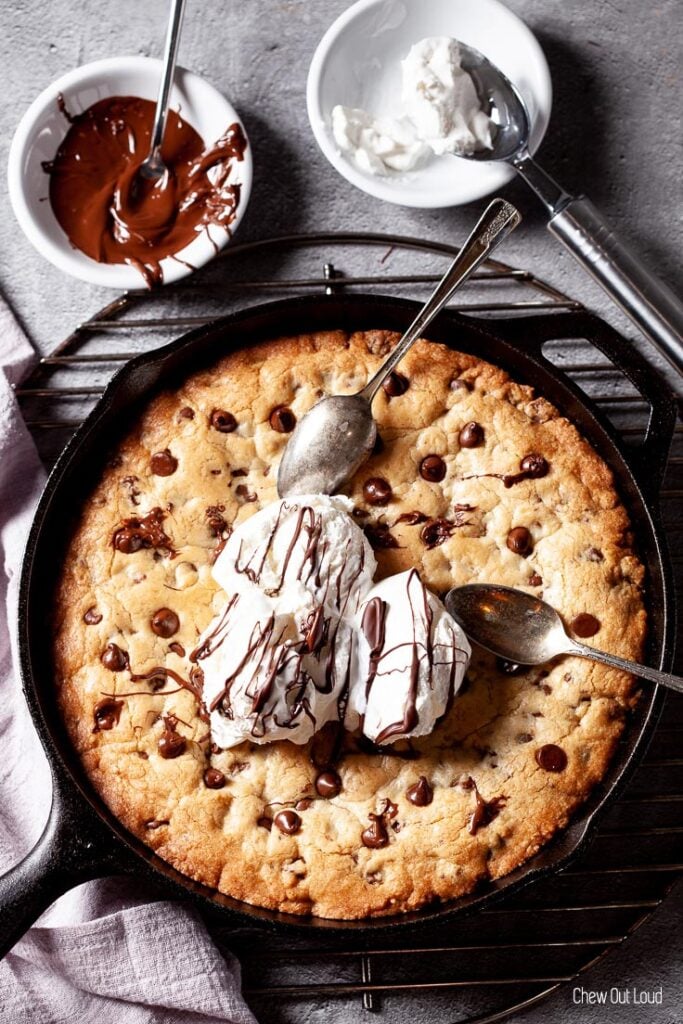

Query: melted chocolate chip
[421,518,457,549]
[529,573,543,587]
[93,697,123,732]
[169,641,185,657]
[101,643,128,672]
[206,504,228,538]
[406,776,433,806]
[235,484,257,502]
[393,510,429,526]
[586,547,604,563]
[210,409,237,433]
[458,421,484,448]
[151,607,179,638]
[507,526,533,556]
[363,477,393,506]
[203,767,226,789]
[269,405,296,433]
[420,455,446,482]
[150,449,177,476]
[535,743,567,772]
[382,372,409,397]
[315,770,342,798]
[83,606,103,625]
[178,406,195,420]
[257,816,273,831]
[361,814,389,849]
[295,798,313,812]
[504,453,549,487]
[571,613,601,638]
[112,507,173,555]
[469,786,507,835]
[364,522,399,549]
[158,728,186,759]
[274,809,301,835]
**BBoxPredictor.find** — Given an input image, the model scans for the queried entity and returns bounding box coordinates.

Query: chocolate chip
[113,508,173,555]
[169,642,185,657]
[150,449,177,476]
[393,510,429,526]
[83,606,103,625]
[235,484,257,502]
[269,406,296,433]
[210,409,237,433]
[571,613,600,638]
[151,607,179,638]
[382,372,409,397]
[421,518,456,549]
[315,770,341,798]
[507,526,533,556]
[406,776,433,806]
[274,809,301,835]
[101,643,128,672]
[535,744,567,772]
[158,729,186,759]
[363,477,393,505]
[361,814,389,849]
[458,421,484,448]
[529,573,543,586]
[504,454,550,487]
[93,697,123,732]
[586,547,604,563]
[204,767,226,789]
[178,406,194,420]
[206,504,228,537]
[419,455,446,482]
[364,522,399,549]
[295,798,313,812]
[257,816,273,831]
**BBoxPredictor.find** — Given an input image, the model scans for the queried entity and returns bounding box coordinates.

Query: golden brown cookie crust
[53,329,646,919]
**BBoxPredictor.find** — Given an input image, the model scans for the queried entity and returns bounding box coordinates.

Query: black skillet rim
[17,293,676,936]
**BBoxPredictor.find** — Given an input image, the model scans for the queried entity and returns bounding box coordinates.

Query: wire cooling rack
[16,233,683,1023]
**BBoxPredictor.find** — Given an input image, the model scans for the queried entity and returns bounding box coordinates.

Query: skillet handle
[0,771,133,959]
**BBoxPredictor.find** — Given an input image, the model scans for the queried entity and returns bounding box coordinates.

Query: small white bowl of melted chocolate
[8,56,252,289]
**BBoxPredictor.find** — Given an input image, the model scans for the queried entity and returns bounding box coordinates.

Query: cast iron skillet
[1,295,677,957]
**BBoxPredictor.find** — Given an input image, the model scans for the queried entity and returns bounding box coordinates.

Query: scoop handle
[360,197,521,402]
[547,198,683,376]
[570,640,683,694]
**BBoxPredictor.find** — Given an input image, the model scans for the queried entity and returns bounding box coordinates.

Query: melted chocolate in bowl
[45,95,247,287]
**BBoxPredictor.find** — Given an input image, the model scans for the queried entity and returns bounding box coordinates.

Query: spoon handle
[149,0,187,160]
[360,198,521,403]
[570,640,683,694]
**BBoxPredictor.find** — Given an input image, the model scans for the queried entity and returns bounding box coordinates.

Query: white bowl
[307,0,552,208]
[8,56,253,289]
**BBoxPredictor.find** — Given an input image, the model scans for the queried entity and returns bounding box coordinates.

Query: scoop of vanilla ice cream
[401,37,494,156]
[213,494,376,618]
[195,586,354,748]
[346,569,470,744]
[331,105,430,175]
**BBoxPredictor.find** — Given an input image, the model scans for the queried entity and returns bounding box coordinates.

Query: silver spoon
[113,0,187,224]
[277,197,521,497]
[456,41,683,376]
[445,583,683,695]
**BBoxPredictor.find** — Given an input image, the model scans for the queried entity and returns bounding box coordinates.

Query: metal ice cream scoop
[455,41,683,376]
[277,197,521,497]
[445,583,683,695]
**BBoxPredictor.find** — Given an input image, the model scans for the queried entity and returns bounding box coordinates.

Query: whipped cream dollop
[196,496,471,749]
[345,570,471,744]
[331,36,494,176]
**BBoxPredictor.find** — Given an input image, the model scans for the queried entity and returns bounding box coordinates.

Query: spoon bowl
[445,583,683,695]
[457,42,530,162]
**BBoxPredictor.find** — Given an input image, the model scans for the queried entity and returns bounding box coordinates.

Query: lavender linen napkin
[0,300,257,1024]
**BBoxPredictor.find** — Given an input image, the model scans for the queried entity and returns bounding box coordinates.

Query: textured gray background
[1,0,681,1021]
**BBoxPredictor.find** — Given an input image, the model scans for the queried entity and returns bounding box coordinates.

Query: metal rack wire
[16,233,682,1022]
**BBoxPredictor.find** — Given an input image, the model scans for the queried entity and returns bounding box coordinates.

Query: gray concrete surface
[1,0,681,1021]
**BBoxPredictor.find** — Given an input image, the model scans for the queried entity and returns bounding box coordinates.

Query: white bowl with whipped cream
[8,57,252,289]
[307,0,551,207]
